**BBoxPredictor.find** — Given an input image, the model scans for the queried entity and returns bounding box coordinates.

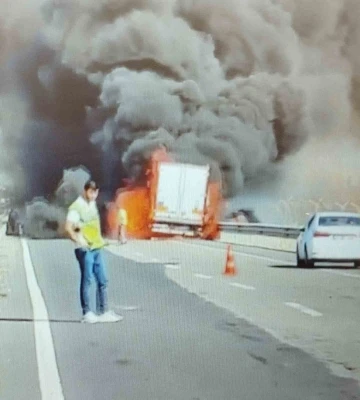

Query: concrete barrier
[219,231,296,253]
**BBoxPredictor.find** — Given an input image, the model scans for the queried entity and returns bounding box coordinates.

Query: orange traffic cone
[223,245,237,276]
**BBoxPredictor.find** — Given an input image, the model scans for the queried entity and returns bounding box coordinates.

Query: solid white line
[194,273,213,280]
[229,282,256,291]
[285,302,322,317]
[151,258,160,262]
[21,239,64,400]
[320,269,360,279]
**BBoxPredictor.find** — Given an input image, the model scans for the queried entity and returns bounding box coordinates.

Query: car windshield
[319,216,360,226]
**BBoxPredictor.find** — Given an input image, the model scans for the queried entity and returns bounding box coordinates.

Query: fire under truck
[106,149,223,240]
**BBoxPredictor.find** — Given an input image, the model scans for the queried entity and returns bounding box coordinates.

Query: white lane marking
[0,227,9,296]
[320,269,360,279]
[285,302,322,317]
[151,258,160,262]
[177,241,291,265]
[135,252,143,257]
[174,240,360,279]
[165,264,180,270]
[229,282,256,291]
[21,239,64,400]
[194,273,213,280]
[117,306,140,311]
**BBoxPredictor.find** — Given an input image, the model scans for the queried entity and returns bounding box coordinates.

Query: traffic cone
[223,245,237,276]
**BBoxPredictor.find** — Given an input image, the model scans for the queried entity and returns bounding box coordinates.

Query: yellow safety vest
[68,199,106,250]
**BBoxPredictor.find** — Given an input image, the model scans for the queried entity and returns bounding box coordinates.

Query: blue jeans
[75,248,108,315]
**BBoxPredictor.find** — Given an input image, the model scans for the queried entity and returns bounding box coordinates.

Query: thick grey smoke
[2,0,360,235]
[54,167,91,207]
[41,0,357,193]
[24,199,67,239]
[24,167,90,238]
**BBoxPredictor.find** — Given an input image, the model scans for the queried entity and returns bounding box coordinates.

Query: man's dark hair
[84,180,99,191]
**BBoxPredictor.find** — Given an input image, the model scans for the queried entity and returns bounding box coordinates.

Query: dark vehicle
[227,209,260,223]
[6,209,22,236]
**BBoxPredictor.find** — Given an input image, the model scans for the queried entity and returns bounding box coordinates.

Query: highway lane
[0,234,40,400]
[0,237,359,399]
[108,238,360,383]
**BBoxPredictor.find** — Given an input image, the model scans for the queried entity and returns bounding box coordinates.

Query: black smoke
[1,0,360,236]
[7,35,128,202]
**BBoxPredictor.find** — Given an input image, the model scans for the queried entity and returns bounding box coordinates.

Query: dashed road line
[285,302,322,317]
[320,269,360,279]
[194,273,213,280]
[176,240,292,265]
[165,264,180,270]
[229,282,256,291]
[174,240,360,280]
[21,239,64,400]
[117,305,140,311]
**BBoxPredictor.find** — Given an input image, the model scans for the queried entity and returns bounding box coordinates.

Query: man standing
[118,208,128,244]
[65,180,123,324]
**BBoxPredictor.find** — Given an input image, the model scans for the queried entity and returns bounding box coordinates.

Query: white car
[296,211,360,268]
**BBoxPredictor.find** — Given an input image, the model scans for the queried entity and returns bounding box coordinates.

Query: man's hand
[65,220,88,247]
[78,242,91,250]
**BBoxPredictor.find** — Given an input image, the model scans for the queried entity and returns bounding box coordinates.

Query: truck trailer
[106,148,223,240]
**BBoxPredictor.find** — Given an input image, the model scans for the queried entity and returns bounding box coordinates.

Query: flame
[106,148,223,240]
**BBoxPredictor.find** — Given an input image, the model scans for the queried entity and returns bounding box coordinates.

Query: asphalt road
[108,239,360,383]
[0,234,359,399]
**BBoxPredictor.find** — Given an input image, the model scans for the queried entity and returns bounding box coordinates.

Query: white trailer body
[152,162,210,227]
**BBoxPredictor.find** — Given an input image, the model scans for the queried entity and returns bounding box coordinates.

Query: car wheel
[305,247,314,268]
[354,261,360,269]
[296,246,305,267]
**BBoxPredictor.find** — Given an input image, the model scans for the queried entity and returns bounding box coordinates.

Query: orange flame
[106,148,223,240]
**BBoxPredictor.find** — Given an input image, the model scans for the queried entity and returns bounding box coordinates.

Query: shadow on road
[0,317,81,323]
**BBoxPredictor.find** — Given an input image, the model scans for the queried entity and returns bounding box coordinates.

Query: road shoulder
[0,232,40,400]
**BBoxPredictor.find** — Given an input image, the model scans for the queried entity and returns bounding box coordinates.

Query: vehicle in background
[296,212,360,268]
[6,209,23,236]
[106,148,223,240]
[226,209,260,223]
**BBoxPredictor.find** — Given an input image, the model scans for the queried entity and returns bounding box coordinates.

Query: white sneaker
[98,310,124,323]
[81,311,98,324]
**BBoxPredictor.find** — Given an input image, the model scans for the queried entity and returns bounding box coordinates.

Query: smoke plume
[23,166,90,238]
[1,0,360,235]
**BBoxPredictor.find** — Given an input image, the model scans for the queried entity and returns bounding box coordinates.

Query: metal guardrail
[219,222,304,239]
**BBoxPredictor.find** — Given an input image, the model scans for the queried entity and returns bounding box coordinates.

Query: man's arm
[64,220,80,243]
[65,210,89,247]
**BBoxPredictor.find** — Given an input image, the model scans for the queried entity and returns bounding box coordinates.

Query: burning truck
[106,148,223,241]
